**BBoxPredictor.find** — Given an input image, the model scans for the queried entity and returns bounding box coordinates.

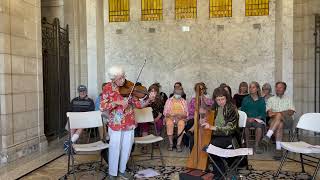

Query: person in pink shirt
[163,85,188,152]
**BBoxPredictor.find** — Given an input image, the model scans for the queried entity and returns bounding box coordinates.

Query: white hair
[107,66,125,80]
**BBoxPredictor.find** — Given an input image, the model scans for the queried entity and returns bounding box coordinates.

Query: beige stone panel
[24,75,38,92]
[38,92,43,108]
[0,0,9,14]
[9,17,38,40]
[13,130,27,144]
[13,112,28,132]
[0,74,12,95]
[24,20,37,40]
[11,55,25,74]
[25,92,39,111]
[0,53,11,74]
[12,94,26,113]
[37,75,43,92]
[0,114,13,135]
[10,16,25,38]
[24,58,38,74]
[12,75,24,93]
[10,0,36,22]
[27,126,39,138]
[0,94,12,114]
[28,110,39,129]
[12,75,38,93]
[0,33,10,54]
[11,36,37,57]
[2,135,13,148]
[0,13,10,33]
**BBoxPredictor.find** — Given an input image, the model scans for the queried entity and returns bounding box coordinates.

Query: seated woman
[139,84,164,153]
[164,86,188,152]
[233,82,249,109]
[169,82,187,100]
[241,82,266,154]
[186,83,213,145]
[202,87,240,177]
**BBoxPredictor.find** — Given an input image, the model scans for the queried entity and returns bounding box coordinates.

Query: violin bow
[128,59,147,99]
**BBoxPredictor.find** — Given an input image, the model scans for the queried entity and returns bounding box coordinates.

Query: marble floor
[0,134,319,179]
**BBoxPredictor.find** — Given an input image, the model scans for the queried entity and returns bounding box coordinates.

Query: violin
[119,79,148,99]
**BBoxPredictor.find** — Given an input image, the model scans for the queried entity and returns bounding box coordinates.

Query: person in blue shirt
[241,81,266,154]
[95,83,107,110]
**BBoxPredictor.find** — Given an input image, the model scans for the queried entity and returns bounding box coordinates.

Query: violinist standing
[100,66,155,180]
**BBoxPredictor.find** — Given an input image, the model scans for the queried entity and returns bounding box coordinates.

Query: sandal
[168,144,173,151]
[176,145,182,152]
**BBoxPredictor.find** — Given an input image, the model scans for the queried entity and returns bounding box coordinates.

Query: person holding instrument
[202,87,239,178]
[100,66,155,180]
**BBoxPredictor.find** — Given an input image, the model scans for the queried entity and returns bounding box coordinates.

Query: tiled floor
[1,134,319,179]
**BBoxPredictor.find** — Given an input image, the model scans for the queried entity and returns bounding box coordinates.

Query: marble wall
[0,0,46,164]
[293,0,320,118]
[104,0,277,99]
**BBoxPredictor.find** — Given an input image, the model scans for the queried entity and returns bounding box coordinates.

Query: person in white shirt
[261,82,295,160]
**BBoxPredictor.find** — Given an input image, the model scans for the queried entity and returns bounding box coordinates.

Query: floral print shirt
[100,82,144,131]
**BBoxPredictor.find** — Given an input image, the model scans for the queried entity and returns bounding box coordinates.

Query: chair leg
[151,144,154,159]
[67,151,71,174]
[70,150,76,180]
[208,155,226,180]
[300,153,305,173]
[275,150,289,178]
[158,142,165,166]
[312,160,320,180]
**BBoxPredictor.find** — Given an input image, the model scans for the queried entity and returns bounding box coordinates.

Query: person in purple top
[184,82,213,150]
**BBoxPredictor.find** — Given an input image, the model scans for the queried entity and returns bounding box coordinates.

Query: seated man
[64,85,95,152]
[261,82,295,160]
[241,82,266,154]
[164,86,188,152]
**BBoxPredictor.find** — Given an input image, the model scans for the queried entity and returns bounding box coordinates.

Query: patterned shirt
[163,97,188,118]
[188,95,213,120]
[100,82,144,131]
[266,95,295,113]
[213,103,239,137]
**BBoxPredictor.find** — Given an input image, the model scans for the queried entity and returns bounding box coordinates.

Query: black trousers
[209,136,236,179]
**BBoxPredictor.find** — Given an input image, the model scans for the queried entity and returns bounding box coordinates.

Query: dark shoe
[255,145,263,154]
[176,145,182,152]
[63,140,75,154]
[118,171,133,180]
[106,175,118,180]
[260,136,271,147]
[168,144,173,151]
[273,150,283,160]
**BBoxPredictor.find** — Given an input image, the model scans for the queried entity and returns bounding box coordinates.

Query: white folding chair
[133,107,164,167]
[276,113,320,180]
[205,110,253,179]
[238,110,247,129]
[65,111,109,179]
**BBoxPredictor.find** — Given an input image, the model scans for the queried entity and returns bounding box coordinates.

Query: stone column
[41,0,64,25]
[0,0,46,163]
[293,0,320,117]
[275,0,294,98]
